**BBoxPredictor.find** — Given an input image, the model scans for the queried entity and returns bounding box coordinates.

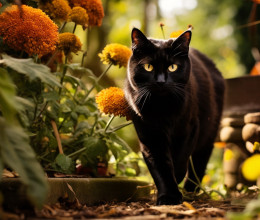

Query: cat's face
[127,28,192,95]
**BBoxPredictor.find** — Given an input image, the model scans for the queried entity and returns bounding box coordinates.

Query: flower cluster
[170,30,184,38]
[96,87,131,120]
[69,6,89,29]
[39,0,71,21]
[57,33,82,55]
[0,5,58,57]
[99,43,132,68]
[70,0,104,26]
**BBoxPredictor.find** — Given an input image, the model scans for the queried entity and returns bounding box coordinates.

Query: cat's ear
[131,28,149,48]
[172,30,192,52]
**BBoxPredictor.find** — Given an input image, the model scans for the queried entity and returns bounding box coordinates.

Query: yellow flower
[69,6,89,30]
[170,30,184,38]
[57,32,82,55]
[39,0,71,21]
[223,149,235,161]
[98,43,132,68]
[69,0,104,26]
[96,87,131,120]
[242,154,260,181]
[0,5,58,57]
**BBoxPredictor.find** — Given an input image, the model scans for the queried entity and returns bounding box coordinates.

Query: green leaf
[125,167,136,176]
[67,63,95,78]
[42,90,60,101]
[109,133,132,154]
[0,54,60,87]
[108,143,128,161]
[74,105,90,116]
[0,67,17,122]
[64,74,86,90]
[80,137,108,168]
[15,96,35,109]
[74,121,91,136]
[71,112,78,121]
[0,117,48,207]
[53,154,75,174]
[46,101,60,120]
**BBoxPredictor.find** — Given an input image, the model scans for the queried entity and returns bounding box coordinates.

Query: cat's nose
[156,74,166,84]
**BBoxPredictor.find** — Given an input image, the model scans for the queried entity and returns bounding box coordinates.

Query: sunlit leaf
[109,133,132,153]
[0,54,60,87]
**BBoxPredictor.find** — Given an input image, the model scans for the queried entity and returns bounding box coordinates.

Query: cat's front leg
[141,142,183,205]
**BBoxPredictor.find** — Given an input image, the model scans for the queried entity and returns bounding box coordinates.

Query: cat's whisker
[135,87,149,106]
[140,91,150,112]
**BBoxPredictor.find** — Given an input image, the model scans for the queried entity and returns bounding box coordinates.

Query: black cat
[124,28,225,205]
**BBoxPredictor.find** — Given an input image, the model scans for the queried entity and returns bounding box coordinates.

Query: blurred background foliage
[80,0,260,153]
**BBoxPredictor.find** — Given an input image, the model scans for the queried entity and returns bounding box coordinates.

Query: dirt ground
[2,191,257,220]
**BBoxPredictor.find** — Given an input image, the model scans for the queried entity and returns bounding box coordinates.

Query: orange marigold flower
[0,5,58,57]
[170,30,184,38]
[57,32,82,55]
[252,0,260,3]
[96,87,131,120]
[70,0,104,26]
[69,6,89,30]
[39,0,71,21]
[98,43,132,68]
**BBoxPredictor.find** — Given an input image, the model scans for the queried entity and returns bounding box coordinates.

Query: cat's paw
[156,194,183,205]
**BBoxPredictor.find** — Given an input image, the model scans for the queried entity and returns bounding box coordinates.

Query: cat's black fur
[125,28,225,205]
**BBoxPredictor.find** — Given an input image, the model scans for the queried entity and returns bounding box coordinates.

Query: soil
[2,191,257,220]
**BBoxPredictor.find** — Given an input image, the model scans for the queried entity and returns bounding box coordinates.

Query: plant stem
[186,177,210,197]
[106,121,132,133]
[35,101,49,121]
[81,50,87,67]
[33,96,38,121]
[160,25,166,39]
[189,156,201,185]
[68,146,86,158]
[59,56,68,95]
[104,115,115,133]
[83,63,112,102]
[46,50,58,67]
[59,22,67,33]
[72,23,77,33]
[51,120,64,154]
[90,114,99,136]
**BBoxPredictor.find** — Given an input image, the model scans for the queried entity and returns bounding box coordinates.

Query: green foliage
[79,137,108,168]
[0,0,143,209]
[0,67,17,122]
[0,54,60,87]
[0,117,48,208]
[52,154,75,174]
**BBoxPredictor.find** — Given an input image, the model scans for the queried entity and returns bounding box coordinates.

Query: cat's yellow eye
[168,64,178,72]
[144,64,153,72]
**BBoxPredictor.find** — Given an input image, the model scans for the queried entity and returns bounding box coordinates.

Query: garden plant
[0,0,260,219]
[0,0,140,209]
